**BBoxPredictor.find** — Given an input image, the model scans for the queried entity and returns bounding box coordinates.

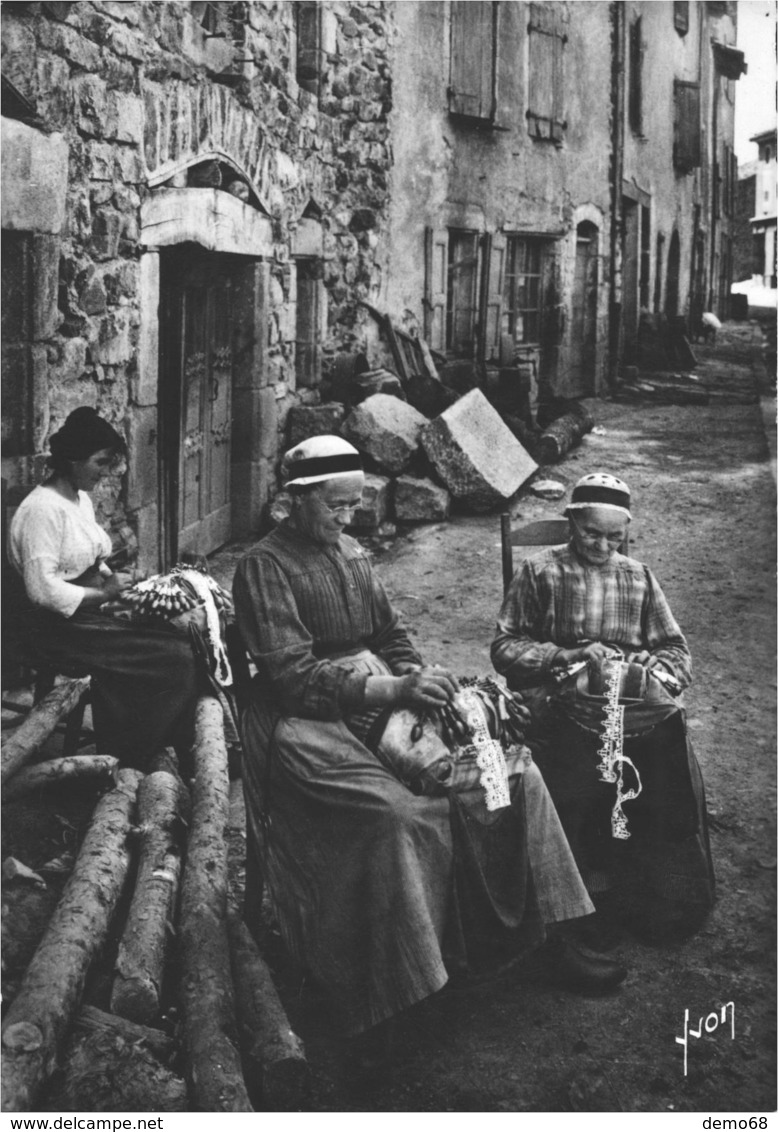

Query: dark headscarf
[49,408,126,464]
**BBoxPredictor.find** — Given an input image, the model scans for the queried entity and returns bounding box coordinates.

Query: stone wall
[1,0,395,564]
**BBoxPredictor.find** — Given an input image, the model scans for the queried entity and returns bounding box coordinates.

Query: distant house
[750,128,777,288]
[734,161,758,282]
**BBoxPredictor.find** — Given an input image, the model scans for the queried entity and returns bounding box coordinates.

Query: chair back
[501,513,629,592]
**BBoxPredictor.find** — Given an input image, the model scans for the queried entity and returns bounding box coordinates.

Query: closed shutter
[424,227,448,352]
[482,232,506,363]
[449,1,495,120]
[527,3,567,143]
[674,80,701,171]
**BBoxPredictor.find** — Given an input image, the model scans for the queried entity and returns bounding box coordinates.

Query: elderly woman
[7,407,199,768]
[491,473,715,943]
[233,437,628,1054]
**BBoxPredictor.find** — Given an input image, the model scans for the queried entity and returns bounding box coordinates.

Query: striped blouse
[491,543,692,689]
[233,522,422,720]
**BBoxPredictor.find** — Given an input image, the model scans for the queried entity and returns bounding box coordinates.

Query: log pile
[1,696,307,1113]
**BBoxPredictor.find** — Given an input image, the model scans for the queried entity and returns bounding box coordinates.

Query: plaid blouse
[233,522,422,720]
[491,543,692,689]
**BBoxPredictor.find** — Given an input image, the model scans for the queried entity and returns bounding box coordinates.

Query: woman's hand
[626,650,664,671]
[398,667,459,708]
[557,642,619,666]
[102,571,134,601]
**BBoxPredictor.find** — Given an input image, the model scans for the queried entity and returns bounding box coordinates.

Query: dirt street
[2,325,774,1115]
[241,322,776,1114]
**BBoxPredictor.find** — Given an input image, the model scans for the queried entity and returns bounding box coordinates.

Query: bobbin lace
[596,659,642,839]
[458,687,511,811]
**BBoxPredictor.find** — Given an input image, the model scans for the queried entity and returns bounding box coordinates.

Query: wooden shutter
[296,260,322,387]
[424,227,448,352]
[527,3,566,143]
[449,1,495,120]
[482,232,506,363]
[674,80,701,171]
[628,18,644,135]
[674,0,689,35]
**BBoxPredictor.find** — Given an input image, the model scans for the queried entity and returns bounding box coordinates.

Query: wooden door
[569,222,598,394]
[160,248,235,564]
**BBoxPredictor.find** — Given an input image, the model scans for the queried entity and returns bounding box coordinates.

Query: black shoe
[543,937,627,995]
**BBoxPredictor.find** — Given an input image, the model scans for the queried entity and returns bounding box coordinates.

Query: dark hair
[48,408,126,476]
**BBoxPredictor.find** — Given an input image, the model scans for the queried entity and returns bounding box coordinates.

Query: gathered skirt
[5,605,200,768]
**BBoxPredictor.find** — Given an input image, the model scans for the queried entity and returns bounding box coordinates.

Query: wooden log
[1,677,90,786]
[179,696,252,1112]
[110,770,185,1024]
[1,768,142,1112]
[3,755,119,802]
[74,1005,176,1062]
[227,907,308,1109]
[536,404,595,464]
[64,1008,187,1112]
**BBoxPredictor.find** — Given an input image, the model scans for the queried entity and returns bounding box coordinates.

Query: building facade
[1,1,744,570]
[749,127,777,289]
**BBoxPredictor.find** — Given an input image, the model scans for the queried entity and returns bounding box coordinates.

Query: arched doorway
[569,221,599,395]
[665,230,681,319]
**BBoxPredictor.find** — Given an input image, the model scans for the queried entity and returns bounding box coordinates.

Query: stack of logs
[1,686,307,1112]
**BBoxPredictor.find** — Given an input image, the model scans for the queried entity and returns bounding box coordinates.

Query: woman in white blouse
[7,407,198,768]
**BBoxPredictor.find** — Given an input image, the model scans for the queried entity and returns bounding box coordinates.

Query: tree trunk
[0,769,142,1112]
[64,1008,187,1112]
[74,1005,176,1061]
[110,770,185,1025]
[1,678,90,785]
[227,908,309,1109]
[179,696,252,1112]
[3,755,119,802]
[536,404,595,464]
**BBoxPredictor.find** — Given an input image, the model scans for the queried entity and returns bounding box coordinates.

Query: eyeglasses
[319,500,361,518]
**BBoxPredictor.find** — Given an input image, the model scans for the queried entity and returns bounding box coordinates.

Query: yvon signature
[675,1001,735,1076]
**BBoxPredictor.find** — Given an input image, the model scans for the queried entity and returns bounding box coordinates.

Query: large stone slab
[421,388,537,512]
[340,393,426,475]
[287,403,346,446]
[348,474,391,532]
[394,476,450,523]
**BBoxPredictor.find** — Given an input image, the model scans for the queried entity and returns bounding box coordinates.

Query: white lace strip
[596,659,642,839]
[458,688,511,811]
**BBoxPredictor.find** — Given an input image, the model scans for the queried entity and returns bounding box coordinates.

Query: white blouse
[8,485,113,618]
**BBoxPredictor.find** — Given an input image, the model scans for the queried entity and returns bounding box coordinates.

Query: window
[653,233,665,312]
[296,0,322,94]
[674,1,689,35]
[527,3,567,144]
[628,18,644,136]
[502,237,544,346]
[673,81,701,171]
[446,230,481,357]
[449,1,496,121]
[295,259,323,386]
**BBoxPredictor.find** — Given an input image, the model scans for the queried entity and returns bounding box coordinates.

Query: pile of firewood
[1,695,307,1113]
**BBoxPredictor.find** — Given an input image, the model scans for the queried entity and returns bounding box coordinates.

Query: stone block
[1,120,69,235]
[31,236,61,340]
[287,403,346,446]
[135,502,161,577]
[340,393,425,475]
[90,309,133,365]
[394,476,451,523]
[135,251,159,406]
[90,208,122,260]
[89,142,115,182]
[111,93,144,144]
[421,388,538,512]
[80,271,107,315]
[126,406,158,509]
[405,371,458,419]
[348,474,391,532]
[258,387,279,461]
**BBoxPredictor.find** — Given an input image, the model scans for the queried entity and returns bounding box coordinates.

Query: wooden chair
[500,513,630,593]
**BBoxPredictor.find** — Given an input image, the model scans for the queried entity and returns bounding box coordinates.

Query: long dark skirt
[240,699,545,1036]
[6,606,199,768]
[528,706,715,938]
